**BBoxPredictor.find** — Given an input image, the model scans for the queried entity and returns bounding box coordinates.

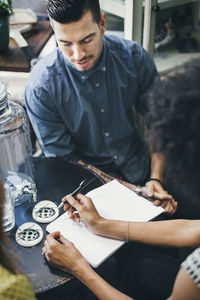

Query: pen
[57,178,95,210]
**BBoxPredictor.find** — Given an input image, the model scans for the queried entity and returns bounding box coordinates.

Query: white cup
[3,183,15,231]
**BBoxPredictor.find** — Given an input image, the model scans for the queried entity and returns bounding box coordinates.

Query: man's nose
[73,44,85,61]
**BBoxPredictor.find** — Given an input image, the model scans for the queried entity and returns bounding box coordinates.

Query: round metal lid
[15,222,44,247]
[32,200,59,223]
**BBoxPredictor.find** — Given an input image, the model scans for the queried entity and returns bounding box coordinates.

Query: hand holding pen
[62,190,102,227]
[58,178,95,211]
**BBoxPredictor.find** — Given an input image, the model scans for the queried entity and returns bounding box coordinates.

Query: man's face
[51,10,106,72]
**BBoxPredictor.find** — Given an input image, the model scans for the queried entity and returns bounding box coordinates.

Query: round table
[8,157,104,294]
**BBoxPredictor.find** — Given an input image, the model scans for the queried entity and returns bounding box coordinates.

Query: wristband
[149,178,162,185]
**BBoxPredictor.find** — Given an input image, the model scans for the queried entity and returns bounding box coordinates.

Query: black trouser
[165,178,200,220]
[117,242,180,300]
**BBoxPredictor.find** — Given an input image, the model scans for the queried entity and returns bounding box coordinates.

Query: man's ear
[100,13,106,34]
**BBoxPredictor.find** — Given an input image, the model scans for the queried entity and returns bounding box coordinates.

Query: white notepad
[46,180,164,268]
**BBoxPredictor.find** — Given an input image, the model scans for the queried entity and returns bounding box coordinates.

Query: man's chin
[74,59,95,72]
[76,64,91,72]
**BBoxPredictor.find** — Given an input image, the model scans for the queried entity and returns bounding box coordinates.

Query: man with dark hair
[46,0,101,24]
[25,0,176,213]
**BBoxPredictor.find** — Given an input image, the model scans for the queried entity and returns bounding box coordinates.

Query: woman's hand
[62,193,104,233]
[42,231,89,276]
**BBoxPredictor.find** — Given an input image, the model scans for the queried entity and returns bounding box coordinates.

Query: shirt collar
[62,38,107,82]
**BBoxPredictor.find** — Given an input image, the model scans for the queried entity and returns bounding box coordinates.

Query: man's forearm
[77,160,114,182]
[150,152,164,181]
[77,160,136,190]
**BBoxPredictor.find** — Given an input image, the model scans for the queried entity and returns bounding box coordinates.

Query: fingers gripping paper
[46,180,164,268]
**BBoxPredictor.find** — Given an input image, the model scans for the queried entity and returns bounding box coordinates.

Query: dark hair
[45,0,101,24]
[147,61,200,202]
[0,172,18,274]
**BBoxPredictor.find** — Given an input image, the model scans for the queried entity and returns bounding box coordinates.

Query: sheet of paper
[46,180,164,268]
[46,211,123,268]
[86,180,164,222]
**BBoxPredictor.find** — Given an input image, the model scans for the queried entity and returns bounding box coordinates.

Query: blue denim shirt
[25,34,158,183]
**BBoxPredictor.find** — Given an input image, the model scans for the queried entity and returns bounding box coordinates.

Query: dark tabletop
[8,157,104,294]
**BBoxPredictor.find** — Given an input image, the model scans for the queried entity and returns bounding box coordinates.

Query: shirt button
[95,83,100,87]
[81,75,86,80]
[102,66,106,71]
[113,155,118,160]
[101,108,105,113]
[105,132,109,137]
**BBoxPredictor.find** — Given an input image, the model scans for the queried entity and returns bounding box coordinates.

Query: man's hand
[62,193,104,233]
[144,180,177,215]
[146,153,177,214]
[120,180,177,215]
[43,231,88,276]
